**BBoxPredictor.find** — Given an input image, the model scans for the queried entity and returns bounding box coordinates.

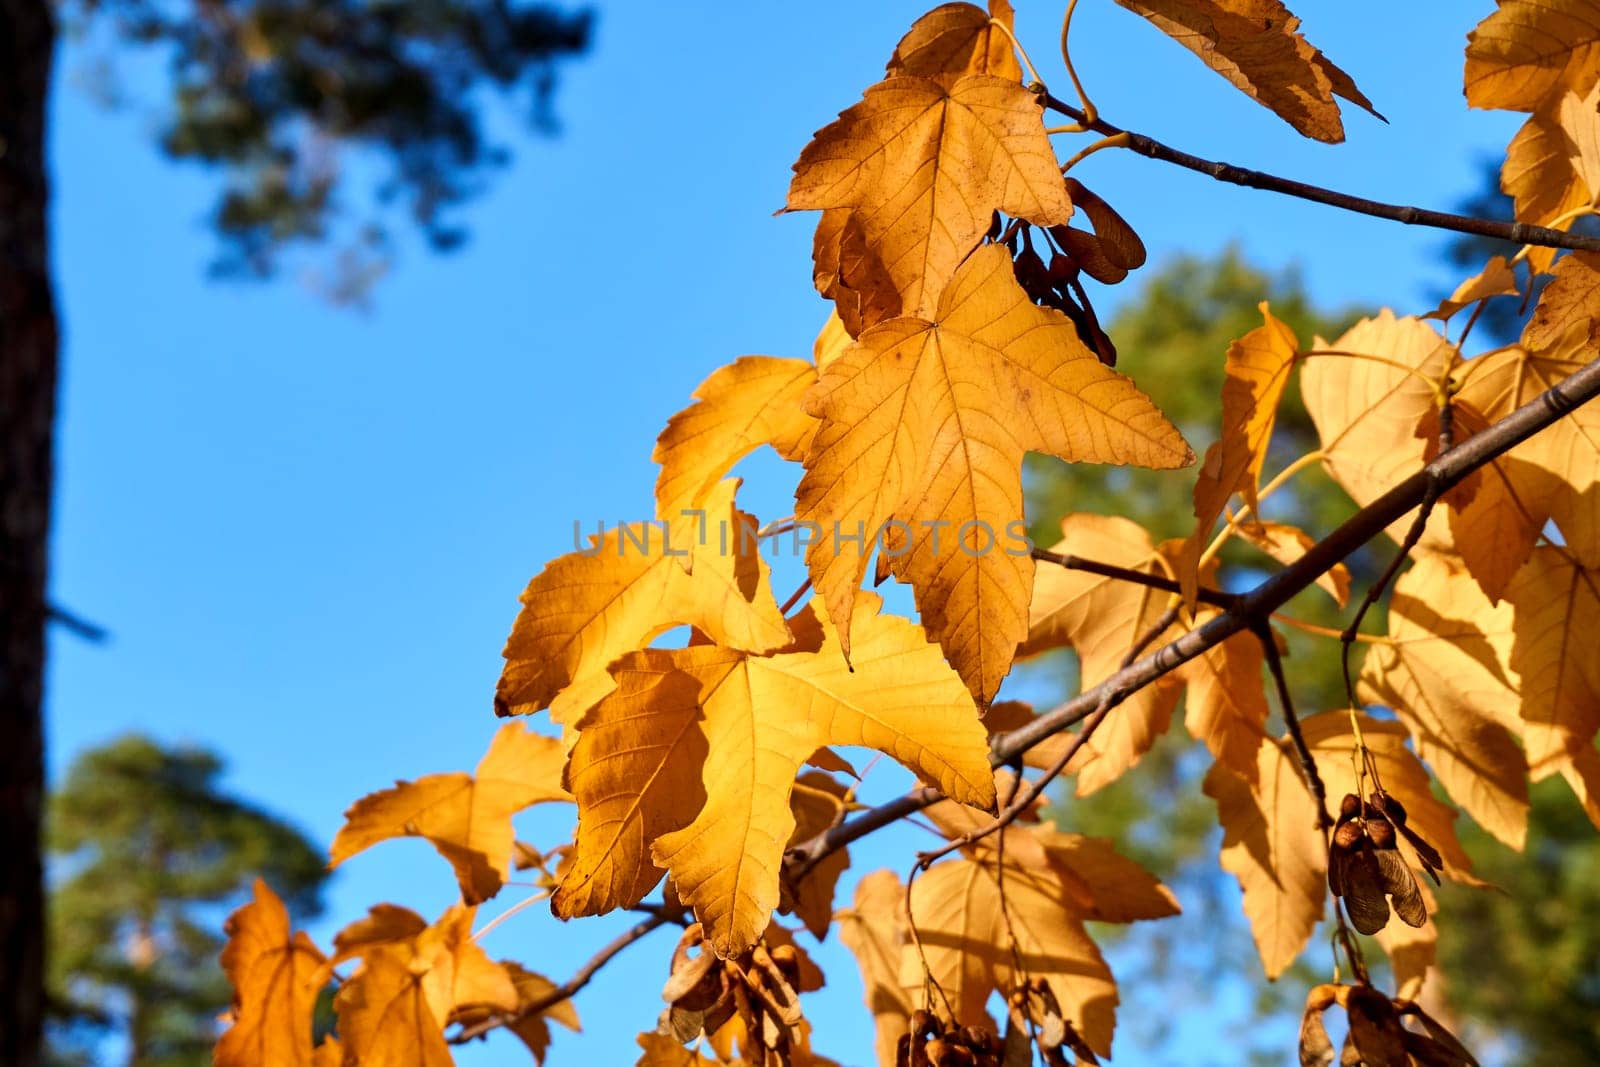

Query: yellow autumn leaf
[497,477,792,725]
[653,315,846,531]
[1024,514,1267,790]
[1526,250,1600,351]
[653,358,820,525]
[797,246,1190,702]
[837,870,916,1067]
[786,72,1072,323]
[331,903,428,964]
[635,1032,720,1066]
[335,904,520,1066]
[1235,519,1350,607]
[1506,546,1600,783]
[1502,101,1598,271]
[1110,0,1378,142]
[334,946,456,1067]
[887,1,1022,81]
[216,879,331,1067]
[908,823,1174,1060]
[1181,302,1299,605]
[1465,0,1600,111]
[1203,739,1326,979]
[329,722,570,904]
[1302,310,1456,547]
[451,962,581,1064]
[783,771,853,939]
[1425,255,1520,321]
[560,594,994,954]
[1455,332,1600,572]
[1357,553,1528,849]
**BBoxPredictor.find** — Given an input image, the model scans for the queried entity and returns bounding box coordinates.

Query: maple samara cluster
[213,2,1600,1065]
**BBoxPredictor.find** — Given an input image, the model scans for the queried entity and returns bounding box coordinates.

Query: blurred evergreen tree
[45,735,327,1066]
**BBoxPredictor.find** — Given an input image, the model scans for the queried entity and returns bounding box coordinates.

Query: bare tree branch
[1041,91,1600,255]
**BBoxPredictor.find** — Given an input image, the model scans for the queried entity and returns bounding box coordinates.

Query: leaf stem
[1039,91,1600,254]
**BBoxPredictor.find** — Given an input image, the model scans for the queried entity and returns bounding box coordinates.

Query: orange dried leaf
[1455,334,1600,571]
[887,1,1023,81]
[1506,547,1600,783]
[497,477,792,725]
[334,946,456,1067]
[1302,310,1456,547]
[1425,255,1520,321]
[1358,553,1528,848]
[653,357,821,526]
[1203,741,1325,978]
[1465,0,1600,111]
[328,722,570,903]
[1526,251,1600,351]
[1181,302,1299,605]
[562,594,994,955]
[216,880,331,1067]
[786,74,1072,322]
[1111,0,1377,142]
[798,246,1190,703]
[1501,101,1598,271]
[784,771,853,939]
[838,871,916,1067]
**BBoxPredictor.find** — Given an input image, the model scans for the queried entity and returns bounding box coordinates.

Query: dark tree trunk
[0,0,57,1064]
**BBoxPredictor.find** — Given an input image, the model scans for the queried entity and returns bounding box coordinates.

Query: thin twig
[911,605,1182,870]
[1255,620,1331,828]
[1039,91,1600,255]
[450,912,674,1043]
[1030,548,1240,611]
[784,355,1600,881]
[1338,478,1441,711]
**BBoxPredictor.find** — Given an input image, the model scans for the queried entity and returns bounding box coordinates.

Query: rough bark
[0,0,58,1063]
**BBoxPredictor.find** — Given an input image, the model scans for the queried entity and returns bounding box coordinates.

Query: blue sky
[44,2,1522,1064]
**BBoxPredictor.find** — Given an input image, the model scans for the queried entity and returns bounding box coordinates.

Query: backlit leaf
[1465,0,1600,111]
[797,246,1190,703]
[216,880,331,1067]
[329,722,570,903]
[563,594,994,954]
[887,1,1023,81]
[1506,547,1600,782]
[837,870,916,1066]
[1358,553,1528,848]
[497,478,792,725]
[786,72,1072,322]
[1111,0,1377,142]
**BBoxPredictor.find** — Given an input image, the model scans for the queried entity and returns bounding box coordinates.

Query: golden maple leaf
[1024,514,1268,790]
[329,722,570,904]
[906,819,1176,1059]
[1111,0,1378,142]
[1465,0,1600,112]
[557,594,995,955]
[1506,546,1600,783]
[1453,330,1600,581]
[653,315,846,532]
[783,771,852,939]
[786,72,1072,324]
[837,870,916,1067]
[1499,88,1600,271]
[1180,302,1299,605]
[334,904,520,1065]
[215,880,330,1067]
[887,1,1022,81]
[1358,553,1528,849]
[1526,251,1600,351]
[1203,738,1326,979]
[497,477,792,726]
[1302,310,1456,547]
[796,245,1190,703]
